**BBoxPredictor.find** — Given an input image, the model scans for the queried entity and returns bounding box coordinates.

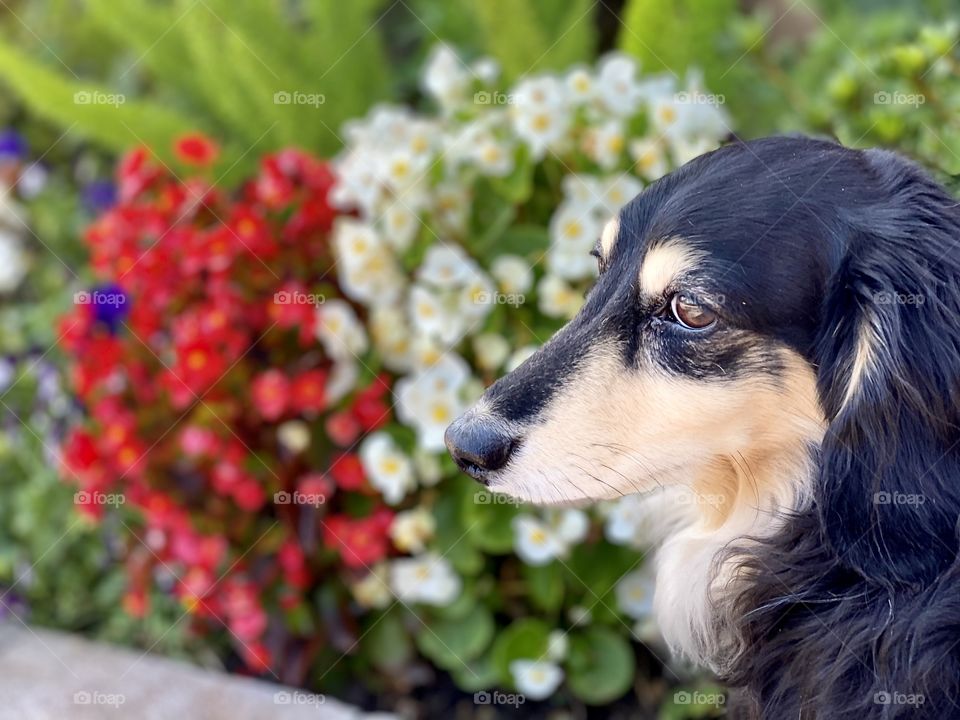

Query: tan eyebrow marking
[639,239,706,297]
[599,217,620,260]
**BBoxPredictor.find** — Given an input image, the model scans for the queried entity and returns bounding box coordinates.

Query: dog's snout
[444,412,517,483]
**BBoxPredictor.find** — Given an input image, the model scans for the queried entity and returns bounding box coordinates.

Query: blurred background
[0,0,956,717]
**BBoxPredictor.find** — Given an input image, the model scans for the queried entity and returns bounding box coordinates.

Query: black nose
[444,412,517,482]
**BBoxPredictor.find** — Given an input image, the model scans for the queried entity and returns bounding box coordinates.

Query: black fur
[479,136,960,717]
[717,140,960,719]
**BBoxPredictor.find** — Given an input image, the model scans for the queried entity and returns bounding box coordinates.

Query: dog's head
[446,136,960,583]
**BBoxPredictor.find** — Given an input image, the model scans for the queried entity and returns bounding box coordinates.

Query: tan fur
[639,240,707,297]
[599,217,620,259]
[487,343,825,668]
[839,315,879,412]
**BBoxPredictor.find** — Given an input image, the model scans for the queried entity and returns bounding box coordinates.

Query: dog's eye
[668,294,716,330]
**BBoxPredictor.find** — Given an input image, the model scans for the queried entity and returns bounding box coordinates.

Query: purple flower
[0,129,27,162]
[88,283,130,331]
[82,180,117,213]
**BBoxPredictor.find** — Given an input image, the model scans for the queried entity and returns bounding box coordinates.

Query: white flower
[471,135,514,177]
[549,508,589,544]
[546,630,569,662]
[604,493,657,549]
[432,182,470,234]
[395,354,471,451]
[389,507,436,554]
[277,420,310,454]
[360,433,416,504]
[409,284,457,341]
[333,218,382,268]
[380,200,420,253]
[506,345,539,372]
[351,563,392,609]
[598,174,644,214]
[326,359,360,404]
[595,53,643,116]
[472,333,511,372]
[538,274,584,318]
[422,44,472,114]
[390,553,461,606]
[0,228,27,293]
[615,567,656,619]
[316,299,369,361]
[511,76,571,159]
[548,245,597,282]
[549,203,602,252]
[565,67,595,103]
[413,447,444,487]
[370,306,416,374]
[561,174,604,209]
[568,605,592,626]
[513,515,566,565]
[630,138,669,180]
[418,244,476,288]
[584,119,626,170]
[510,660,564,700]
[472,57,500,84]
[490,255,533,295]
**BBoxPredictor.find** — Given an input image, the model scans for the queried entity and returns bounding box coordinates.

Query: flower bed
[60,48,730,713]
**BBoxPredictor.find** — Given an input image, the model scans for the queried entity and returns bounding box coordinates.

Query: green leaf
[567,626,635,705]
[487,223,550,258]
[0,41,197,162]
[451,651,501,692]
[490,618,551,684]
[364,609,413,671]
[415,605,495,671]
[523,561,564,613]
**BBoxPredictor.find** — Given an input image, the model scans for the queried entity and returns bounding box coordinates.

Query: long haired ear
[813,154,960,585]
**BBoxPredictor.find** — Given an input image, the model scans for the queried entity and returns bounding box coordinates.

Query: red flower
[174,132,220,167]
[329,453,366,492]
[173,339,227,395]
[297,472,334,503]
[251,370,290,421]
[323,510,393,569]
[121,588,149,618]
[291,369,328,416]
[352,376,392,431]
[232,477,266,512]
[325,411,361,447]
[278,539,309,589]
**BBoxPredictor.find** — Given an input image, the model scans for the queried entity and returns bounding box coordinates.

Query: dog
[445,136,960,719]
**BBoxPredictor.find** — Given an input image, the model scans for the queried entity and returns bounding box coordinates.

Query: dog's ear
[813,155,960,586]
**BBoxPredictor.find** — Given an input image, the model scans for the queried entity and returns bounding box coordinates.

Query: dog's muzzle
[444,410,519,484]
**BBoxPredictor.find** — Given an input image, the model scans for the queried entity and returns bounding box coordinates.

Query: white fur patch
[600,217,620,259]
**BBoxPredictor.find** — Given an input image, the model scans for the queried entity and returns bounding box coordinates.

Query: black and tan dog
[446,136,960,719]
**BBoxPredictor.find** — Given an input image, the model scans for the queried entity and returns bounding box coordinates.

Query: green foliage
[469,0,596,83]
[0,0,390,176]
[784,15,960,180]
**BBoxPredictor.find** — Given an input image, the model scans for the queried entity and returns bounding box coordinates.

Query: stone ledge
[0,623,392,720]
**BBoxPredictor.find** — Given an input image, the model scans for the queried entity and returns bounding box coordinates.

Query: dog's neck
[650,441,818,672]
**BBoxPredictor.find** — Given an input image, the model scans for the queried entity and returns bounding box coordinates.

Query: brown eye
[669,294,717,330]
